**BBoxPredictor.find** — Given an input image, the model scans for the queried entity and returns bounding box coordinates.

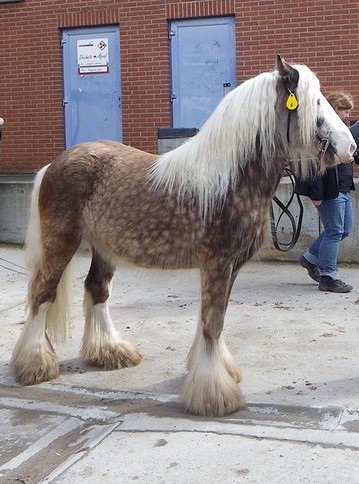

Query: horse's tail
[25,165,75,342]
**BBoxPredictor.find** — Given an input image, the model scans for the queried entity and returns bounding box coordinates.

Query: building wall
[1,0,359,172]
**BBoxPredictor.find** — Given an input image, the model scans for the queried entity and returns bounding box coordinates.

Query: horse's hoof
[103,343,143,370]
[182,359,246,417]
[183,389,245,417]
[81,339,142,370]
[12,353,59,385]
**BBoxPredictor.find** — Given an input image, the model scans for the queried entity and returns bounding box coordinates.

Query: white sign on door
[77,38,109,75]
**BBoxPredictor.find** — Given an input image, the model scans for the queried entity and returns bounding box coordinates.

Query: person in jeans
[296,91,357,293]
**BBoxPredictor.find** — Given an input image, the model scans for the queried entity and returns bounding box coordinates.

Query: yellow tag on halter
[286,92,298,110]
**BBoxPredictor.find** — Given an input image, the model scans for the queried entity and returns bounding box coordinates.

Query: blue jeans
[304,192,353,279]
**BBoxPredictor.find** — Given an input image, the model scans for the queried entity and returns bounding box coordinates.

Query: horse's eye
[317,99,321,106]
[317,117,324,127]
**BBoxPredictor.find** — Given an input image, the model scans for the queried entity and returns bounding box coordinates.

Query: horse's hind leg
[183,260,244,417]
[11,246,77,385]
[80,250,142,370]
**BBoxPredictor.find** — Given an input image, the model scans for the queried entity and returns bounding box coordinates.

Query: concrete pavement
[1,244,359,483]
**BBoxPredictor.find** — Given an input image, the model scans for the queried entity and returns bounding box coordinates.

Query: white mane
[150,64,321,218]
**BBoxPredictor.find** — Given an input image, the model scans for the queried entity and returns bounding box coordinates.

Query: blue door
[62,26,122,148]
[170,17,236,129]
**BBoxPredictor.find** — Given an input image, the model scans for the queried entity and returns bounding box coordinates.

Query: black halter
[316,131,331,161]
[286,110,292,144]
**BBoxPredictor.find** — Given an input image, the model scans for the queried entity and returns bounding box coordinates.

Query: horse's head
[276,55,356,173]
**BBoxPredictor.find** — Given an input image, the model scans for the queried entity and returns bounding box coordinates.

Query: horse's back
[45,140,156,178]
[39,141,156,204]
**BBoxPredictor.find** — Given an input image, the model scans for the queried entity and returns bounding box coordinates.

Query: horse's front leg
[182,260,245,417]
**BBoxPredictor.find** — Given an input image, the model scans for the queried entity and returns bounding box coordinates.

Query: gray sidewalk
[1,245,359,483]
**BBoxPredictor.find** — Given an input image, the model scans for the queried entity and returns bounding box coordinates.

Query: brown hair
[326,91,354,111]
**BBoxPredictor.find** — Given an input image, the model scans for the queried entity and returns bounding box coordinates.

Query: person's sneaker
[318,276,353,293]
[299,255,320,283]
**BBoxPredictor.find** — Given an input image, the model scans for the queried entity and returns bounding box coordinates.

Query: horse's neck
[237,156,287,199]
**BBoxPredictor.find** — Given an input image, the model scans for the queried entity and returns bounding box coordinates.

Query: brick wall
[1,0,359,172]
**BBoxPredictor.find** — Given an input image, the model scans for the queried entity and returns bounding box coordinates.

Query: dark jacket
[295,122,358,201]
[350,119,359,163]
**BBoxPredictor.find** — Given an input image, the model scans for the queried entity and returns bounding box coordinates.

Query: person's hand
[312,200,322,207]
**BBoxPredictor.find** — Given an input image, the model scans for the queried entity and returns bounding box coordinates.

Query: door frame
[170,16,236,129]
[61,25,122,148]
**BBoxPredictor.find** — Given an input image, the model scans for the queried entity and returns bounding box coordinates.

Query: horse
[11,56,356,417]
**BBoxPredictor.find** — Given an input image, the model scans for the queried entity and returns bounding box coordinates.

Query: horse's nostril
[350,141,357,155]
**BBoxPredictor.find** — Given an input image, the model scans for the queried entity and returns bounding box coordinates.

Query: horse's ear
[276,54,299,91]
[276,54,288,71]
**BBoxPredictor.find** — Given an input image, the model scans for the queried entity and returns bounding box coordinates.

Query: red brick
[0,0,358,171]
